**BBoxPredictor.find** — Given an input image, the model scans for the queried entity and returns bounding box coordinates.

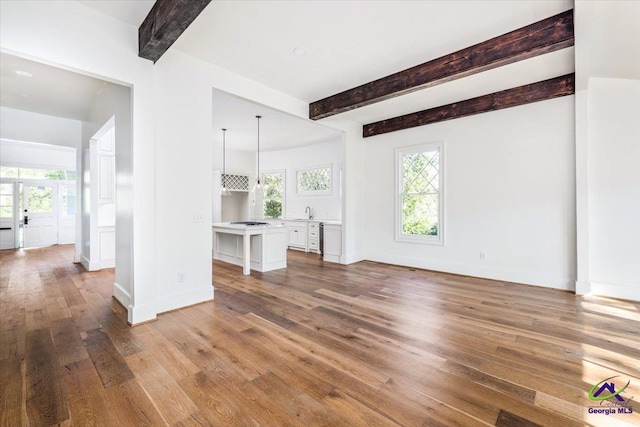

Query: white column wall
[320,119,365,264]
[575,0,640,300]
[586,78,640,300]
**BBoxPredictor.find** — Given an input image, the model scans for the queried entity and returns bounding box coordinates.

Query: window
[27,186,54,213]
[262,171,285,218]
[296,164,332,195]
[0,166,75,180]
[0,183,13,218]
[396,142,444,245]
[60,185,76,217]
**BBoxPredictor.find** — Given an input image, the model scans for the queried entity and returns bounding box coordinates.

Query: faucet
[305,206,313,219]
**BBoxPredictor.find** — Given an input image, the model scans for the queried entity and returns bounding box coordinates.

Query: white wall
[361,97,576,290]
[213,148,254,175]
[321,119,366,264]
[0,107,81,148]
[0,139,76,170]
[261,138,344,220]
[587,78,640,300]
[575,0,640,300]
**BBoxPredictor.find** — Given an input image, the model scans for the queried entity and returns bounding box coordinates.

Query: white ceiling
[78,0,155,27]
[0,53,107,121]
[212,89,342,152]
[1,0,576,147]
[176,0,573,107]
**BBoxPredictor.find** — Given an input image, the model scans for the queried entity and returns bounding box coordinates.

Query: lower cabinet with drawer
[307,222,321,254]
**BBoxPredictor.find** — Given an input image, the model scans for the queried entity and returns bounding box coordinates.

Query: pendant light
[251,115,264,194]
[218,128,231,196]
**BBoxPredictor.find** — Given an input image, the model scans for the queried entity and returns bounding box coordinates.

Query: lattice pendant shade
[222,174,249,191]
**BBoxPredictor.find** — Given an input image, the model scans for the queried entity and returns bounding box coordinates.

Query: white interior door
[23,182,58,248]
[0,181,18,250]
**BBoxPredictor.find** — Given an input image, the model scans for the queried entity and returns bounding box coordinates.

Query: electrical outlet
[177,272,184,282]
[479,252,485,260]
[193,212,204,223]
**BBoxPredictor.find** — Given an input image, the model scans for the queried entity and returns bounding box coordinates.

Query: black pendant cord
[256,115,261,184]
[222,128,227,177]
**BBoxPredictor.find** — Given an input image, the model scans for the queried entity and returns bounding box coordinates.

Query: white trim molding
[575,280,591,295]
[113,281,131,307]
[81,255,115,271]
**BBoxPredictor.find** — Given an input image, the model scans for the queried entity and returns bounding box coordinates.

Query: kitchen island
[212,222,287,275]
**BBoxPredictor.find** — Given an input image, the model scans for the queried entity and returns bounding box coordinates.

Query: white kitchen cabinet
[286,222,307,249]
[323,224,342,263]
[307,221,320,254]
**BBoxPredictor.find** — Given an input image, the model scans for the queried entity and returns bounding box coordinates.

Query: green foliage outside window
[263,172,284,218]
[27,186,53,213]
[264,200,282,218]
[401,151,439,236]
[297,167,331,193]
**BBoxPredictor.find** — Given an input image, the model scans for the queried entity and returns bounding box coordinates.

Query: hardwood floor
[1,244,639,426]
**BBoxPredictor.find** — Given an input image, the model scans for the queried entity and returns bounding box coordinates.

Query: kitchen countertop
[212,222,286,230]
[264,218,342,225]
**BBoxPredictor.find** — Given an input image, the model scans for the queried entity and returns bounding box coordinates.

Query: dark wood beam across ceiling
[309,9,574,120]
[362,73,575,138]
[139,0,212,63]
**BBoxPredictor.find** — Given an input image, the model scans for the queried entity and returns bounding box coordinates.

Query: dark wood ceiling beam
[139,0,212,63]
[310,9,574,120]
[362,73,575,138]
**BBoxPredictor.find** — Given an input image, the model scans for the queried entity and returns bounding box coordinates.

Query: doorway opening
[0,160,77,250]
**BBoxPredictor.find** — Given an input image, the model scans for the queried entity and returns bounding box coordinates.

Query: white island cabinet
[212,222,287,275]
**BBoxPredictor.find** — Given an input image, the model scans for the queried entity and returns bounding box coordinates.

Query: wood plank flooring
[1,244,639,426]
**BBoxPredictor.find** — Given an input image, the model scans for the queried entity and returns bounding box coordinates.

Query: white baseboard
[364,252,574,291]
[343,252,364,265]
[575,280,591,295]
[73,253,82,263]
[129,301,157,325]
[113,282,131,307]
[156,285,214,315]
[323,253,341,264]
[81,255,115,271]
[589,281,640,302]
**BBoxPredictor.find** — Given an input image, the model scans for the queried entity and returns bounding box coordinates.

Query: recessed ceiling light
[293,47,307,56]
[19,93,31,98]
[15,70,33,78]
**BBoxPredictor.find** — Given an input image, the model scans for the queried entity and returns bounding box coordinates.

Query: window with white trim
[296,164,332,195]
[262,170,285,218]
[396,141,444,245]
[0,183,14,218]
